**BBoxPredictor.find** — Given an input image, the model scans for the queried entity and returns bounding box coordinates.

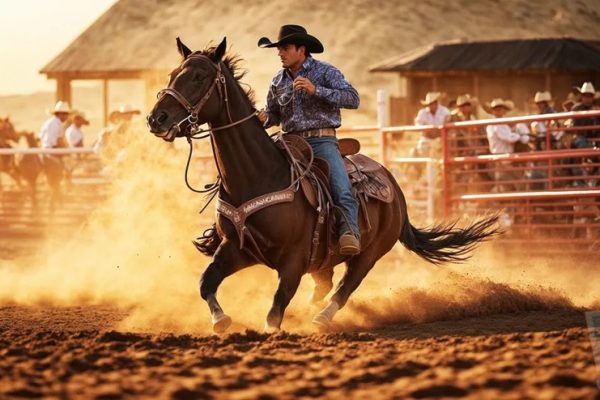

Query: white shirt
[486,123,529,154]
[66,124,84,147]
[39,116,63,148]
[415,105,450,126]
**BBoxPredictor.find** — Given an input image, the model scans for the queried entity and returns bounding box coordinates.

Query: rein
[156,54,258,194]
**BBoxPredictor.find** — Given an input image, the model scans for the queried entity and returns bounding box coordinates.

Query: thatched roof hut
[40,0,600,126]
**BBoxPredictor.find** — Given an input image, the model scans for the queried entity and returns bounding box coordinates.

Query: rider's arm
[314,66,359,109]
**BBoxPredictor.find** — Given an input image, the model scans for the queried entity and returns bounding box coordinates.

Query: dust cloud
[0,126,597,334]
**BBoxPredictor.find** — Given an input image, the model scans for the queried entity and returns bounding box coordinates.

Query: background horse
[16,131,43,210]
[0,117,23,190]
[147,38,498,333]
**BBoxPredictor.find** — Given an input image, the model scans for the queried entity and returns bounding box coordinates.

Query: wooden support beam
[103,79,109,127]
[55,77,72,104]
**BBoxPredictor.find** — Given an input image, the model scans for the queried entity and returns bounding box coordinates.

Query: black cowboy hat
[258,25,324,53]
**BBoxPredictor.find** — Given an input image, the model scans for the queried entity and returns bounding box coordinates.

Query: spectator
[449,94,487,155]
[93,104,141,158]
[65,111,89,148]
[486,98,529,154]
[530,91,563,150]
[594,91,600,109]
[39,101,70,149]
[570,82,598,149]
[414,91,450,157]
[486,98,530,191]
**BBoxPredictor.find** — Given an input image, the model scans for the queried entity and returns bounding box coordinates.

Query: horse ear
[211,37,227,63]
[176,37,192,59]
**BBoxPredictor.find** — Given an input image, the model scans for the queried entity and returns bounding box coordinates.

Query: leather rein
[154,54,257,193]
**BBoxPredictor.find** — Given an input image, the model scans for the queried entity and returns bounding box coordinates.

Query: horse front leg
[199,239,253,333]
[265,264,303,333]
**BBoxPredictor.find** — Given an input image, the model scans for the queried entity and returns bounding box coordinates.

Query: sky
[0,0,118,96]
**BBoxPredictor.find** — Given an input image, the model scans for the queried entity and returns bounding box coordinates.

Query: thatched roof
[369,38,600,73]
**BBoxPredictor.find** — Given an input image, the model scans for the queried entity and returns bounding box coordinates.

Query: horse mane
[193,46,256,108]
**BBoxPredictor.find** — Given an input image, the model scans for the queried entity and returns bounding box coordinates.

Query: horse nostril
[156,112,168,124]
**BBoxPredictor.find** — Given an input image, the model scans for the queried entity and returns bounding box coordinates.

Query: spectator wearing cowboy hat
[66,111,89,148]
[39,101,71,149]
[530,91,564,151]
[570,82,598,149]
[256,24,361,255]
[414,91,450,156]
[448,94,486,155]
[486,98,530,192]
[486,98,530,155]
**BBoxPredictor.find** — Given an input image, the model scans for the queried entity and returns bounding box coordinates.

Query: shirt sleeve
[314,66,359,109]
[415,109,428,126]
[264,81,281,128]
[46,119,62,147]
[493,125,521,143]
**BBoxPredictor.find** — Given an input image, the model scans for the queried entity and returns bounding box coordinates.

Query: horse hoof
[312,314,332,331]
[264,324,280,334]
[212,313,232,334]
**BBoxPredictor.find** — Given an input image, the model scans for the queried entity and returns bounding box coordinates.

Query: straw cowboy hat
[574,82,596,95]
[117,104,141,115]
[47,100,71,115]
[489,98,514,110]
[420,92,441,105]
[258,25,324,53]
[72,110,89,125]
[534,91,552,103]
[456,94,474,107]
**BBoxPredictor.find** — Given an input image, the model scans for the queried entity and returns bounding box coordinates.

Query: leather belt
[288,128,336,138]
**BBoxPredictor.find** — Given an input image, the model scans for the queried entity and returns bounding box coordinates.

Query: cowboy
[66,111,89,148]
[486,98,529,155]
[93,104,141,156]
[257,25,361,255]
[39,101,70,149]
[486,98,530,192]
[531,91,563,150]
[448,94,484,155]
[414,91,450,156]
[570,82,599,149]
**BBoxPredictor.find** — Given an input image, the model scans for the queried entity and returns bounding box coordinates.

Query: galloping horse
[147,38,498,332]
[0,117,22,189]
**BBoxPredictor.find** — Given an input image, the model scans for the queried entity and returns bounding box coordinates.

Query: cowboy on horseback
[257,25,361,256]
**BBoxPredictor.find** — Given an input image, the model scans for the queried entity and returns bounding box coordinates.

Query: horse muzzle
[152,124,179,142]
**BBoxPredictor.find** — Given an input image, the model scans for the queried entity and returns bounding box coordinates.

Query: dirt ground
[0,305,598,399]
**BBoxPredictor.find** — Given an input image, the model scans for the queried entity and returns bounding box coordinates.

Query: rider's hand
[257,110,268,124]
[293,77,316,96]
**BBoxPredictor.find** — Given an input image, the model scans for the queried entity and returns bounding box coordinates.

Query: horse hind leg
[312,253,378,331]
[309,267,334,305]
[199,239,253,333]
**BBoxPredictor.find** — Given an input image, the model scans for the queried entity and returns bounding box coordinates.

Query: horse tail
[399,213,500,264]
[193,224,221,256]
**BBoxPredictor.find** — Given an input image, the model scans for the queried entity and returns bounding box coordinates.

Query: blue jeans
[307,137,360,239]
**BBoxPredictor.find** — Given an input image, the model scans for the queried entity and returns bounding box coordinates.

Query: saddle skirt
[275,133,395,210]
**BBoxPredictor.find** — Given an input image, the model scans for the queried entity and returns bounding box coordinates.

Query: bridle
[155,54,257,142]
[154,54,258,194]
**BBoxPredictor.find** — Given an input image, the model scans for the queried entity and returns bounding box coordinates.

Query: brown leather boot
[339,233,360,256]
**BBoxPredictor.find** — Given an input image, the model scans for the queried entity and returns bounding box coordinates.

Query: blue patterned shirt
[264,56,359,132]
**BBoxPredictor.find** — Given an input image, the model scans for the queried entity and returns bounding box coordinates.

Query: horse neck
[209,74,288,204]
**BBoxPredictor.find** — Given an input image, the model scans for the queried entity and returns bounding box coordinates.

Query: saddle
[274,133,395,270]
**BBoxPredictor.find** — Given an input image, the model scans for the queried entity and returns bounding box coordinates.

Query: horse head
[147,37,228,141]
[0,117,20,144]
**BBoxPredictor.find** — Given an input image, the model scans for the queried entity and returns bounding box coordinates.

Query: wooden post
[473,75,480,97]
[102,79,109,127]
[432,75,438,91]
[545,73,551,92]
[55,76,72,104]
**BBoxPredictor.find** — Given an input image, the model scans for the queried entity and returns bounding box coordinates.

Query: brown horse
[16,131,43,210]
[147,38,498,333]
[0,117,23,189]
